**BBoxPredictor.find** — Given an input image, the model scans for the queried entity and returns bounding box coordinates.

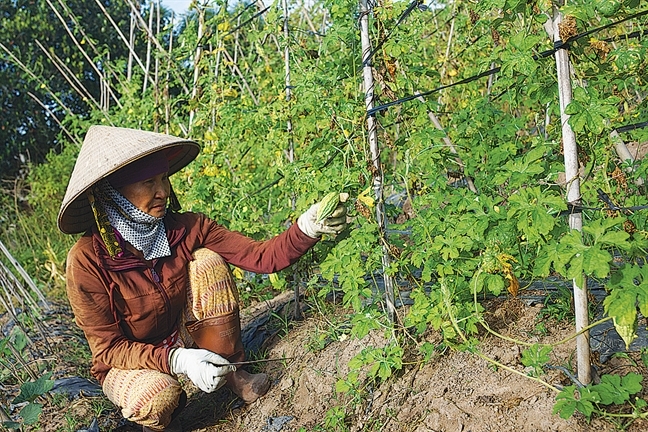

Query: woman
[58,126,347,431]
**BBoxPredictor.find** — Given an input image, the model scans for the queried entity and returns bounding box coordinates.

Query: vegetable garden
[2,0,648,430]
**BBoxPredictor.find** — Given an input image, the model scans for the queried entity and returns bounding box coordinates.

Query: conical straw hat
[58,126,200,234]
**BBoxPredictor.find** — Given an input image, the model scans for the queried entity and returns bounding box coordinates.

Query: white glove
[169,347,236,393]
[297,200,348,239]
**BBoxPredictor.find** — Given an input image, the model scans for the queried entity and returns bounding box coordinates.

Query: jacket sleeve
[66,239,172,383]
[195,214,319,274]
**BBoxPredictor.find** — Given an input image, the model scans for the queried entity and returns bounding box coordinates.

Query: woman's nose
[155,179,170,199]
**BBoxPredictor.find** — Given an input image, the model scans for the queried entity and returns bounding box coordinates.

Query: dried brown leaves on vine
[559,16,578,42]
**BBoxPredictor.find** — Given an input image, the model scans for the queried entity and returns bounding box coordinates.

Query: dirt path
[17,295,648,431]
[168,298,648,432]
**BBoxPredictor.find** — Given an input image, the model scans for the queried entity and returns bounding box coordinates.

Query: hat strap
[88,186,123,259]
[169,184,182,213]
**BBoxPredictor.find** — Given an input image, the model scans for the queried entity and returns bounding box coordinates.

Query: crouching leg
[184,248,270,403]
[103,368,186,431]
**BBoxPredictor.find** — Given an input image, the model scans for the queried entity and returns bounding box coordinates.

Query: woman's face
[118,172,170,218]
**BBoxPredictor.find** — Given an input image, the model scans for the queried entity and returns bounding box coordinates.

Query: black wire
[232,2,258,22]
[368,9,648,116]
[224,5,271,36]
[367,66,501,116]
[616,121,648,134]
[603,28,648,43]
[363,0,424,66]
[557,188,648,217]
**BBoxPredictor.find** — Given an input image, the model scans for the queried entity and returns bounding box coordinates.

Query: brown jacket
[66,212,318,383]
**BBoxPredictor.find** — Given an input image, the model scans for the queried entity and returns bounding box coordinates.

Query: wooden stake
[359,0,396,321]
[546,6,591,385]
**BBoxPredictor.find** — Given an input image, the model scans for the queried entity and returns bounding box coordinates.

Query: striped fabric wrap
[188,248,240,319]
[102,368,183,431]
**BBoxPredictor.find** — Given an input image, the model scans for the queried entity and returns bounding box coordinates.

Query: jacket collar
[92,212,187,271]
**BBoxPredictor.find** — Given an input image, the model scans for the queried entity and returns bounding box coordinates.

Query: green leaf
[484,273,505,296]
[335,379,351,393]
[533,241,561,277]
[13,372,54,404]
[19,402,43,425]
[620,372,643,395]
[593,373,643,405]
[521,344,552,376]
[582,245,612,278]
[604,288,638,349]
[553,385,579,419]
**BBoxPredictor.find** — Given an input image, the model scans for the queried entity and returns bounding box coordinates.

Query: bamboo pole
[282,0,301,320]
[53,0,124,107]
[0,268,38,346]
[124,0,190,94]
[283,0,294,168]
[27,92,81,146]
[301,5,322,41]
[143,0,155,93]
[0,260,39,315]
[0,240,50,312]
[0,42,72,115]
[359,0,396,321]
[416,93,478,193]
[611,130,644,186]
[154,0,161,125]
[189,4,206,132]
[44,0,121,114]
[221,46,259,105]
[127,10,135,80]
[546,6,591,385]
[34,39,98,109]
[439,0,457,82]
[165,13,175,134]
[91,0,156,90]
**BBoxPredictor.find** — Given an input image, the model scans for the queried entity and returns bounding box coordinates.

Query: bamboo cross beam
[27,92,82,146]
[0,42,72,115]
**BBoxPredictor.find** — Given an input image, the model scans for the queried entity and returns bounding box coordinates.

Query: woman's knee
[103,368,183,430]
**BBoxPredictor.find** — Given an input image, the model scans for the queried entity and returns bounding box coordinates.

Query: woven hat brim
[58,128,200,234]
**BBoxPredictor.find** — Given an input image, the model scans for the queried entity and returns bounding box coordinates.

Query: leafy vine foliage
[2,0,648,426]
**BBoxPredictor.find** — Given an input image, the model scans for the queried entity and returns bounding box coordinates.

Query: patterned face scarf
[90,180,171,260]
